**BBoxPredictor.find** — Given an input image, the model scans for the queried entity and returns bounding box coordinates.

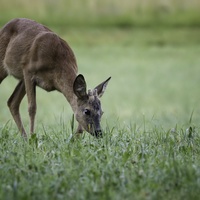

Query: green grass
[0,121,200,200]
[1,26,200,199]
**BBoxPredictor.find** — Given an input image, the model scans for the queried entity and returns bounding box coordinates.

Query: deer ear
[94,77,111,98]
[73,74,88,100]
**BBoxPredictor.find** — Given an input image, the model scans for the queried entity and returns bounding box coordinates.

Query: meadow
[1,1,200,200]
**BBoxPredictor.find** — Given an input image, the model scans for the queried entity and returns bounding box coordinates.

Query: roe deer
[0,18,111,138]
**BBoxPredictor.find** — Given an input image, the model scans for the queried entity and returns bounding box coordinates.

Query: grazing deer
[0,18,111,138]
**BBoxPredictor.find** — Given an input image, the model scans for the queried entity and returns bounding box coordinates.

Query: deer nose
[95,129,102,138]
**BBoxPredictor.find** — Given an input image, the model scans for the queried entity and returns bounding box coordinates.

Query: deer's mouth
[94,129,102,138]
[86,124,102,138]
[89,129,102,138]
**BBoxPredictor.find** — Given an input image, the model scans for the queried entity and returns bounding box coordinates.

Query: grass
[0,120,200,200]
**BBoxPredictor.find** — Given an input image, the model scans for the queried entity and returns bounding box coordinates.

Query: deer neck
[55,66,78,113]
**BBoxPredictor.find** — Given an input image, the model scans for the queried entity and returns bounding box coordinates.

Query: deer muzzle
[94,129,102,138]
[88,122,102,138]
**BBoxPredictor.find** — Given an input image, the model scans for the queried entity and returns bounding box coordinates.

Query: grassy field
[1,1,200,199]
[0,26,200,199]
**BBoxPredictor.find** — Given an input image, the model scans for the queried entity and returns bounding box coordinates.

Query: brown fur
[0,18,111,138]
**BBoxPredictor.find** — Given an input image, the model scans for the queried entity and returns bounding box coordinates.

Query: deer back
[1,18,78,91]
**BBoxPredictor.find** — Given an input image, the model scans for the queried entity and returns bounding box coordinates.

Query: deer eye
[84,109,91,116]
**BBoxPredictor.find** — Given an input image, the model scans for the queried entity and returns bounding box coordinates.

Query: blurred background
[0,0,200,131]
[1,0,200,27]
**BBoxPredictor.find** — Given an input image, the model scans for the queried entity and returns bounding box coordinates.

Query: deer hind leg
[23,70,37,135]
[0,74,7,84]
[0,66,8,84]
[7,80,27,137]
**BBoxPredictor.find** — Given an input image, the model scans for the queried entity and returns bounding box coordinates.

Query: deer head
[73,75,111,137]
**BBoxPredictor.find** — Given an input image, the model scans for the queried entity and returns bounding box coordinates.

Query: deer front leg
[7,80,27,137]
[23,71,37,135]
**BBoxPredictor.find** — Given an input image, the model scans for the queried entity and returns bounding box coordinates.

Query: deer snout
[93,119,103,138]
[95,129,102,138]
[89,122,102,138]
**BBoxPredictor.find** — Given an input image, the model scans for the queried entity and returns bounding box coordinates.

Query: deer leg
[0,67,8,84]
[7,80,27,137]
[23,71,36,135]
